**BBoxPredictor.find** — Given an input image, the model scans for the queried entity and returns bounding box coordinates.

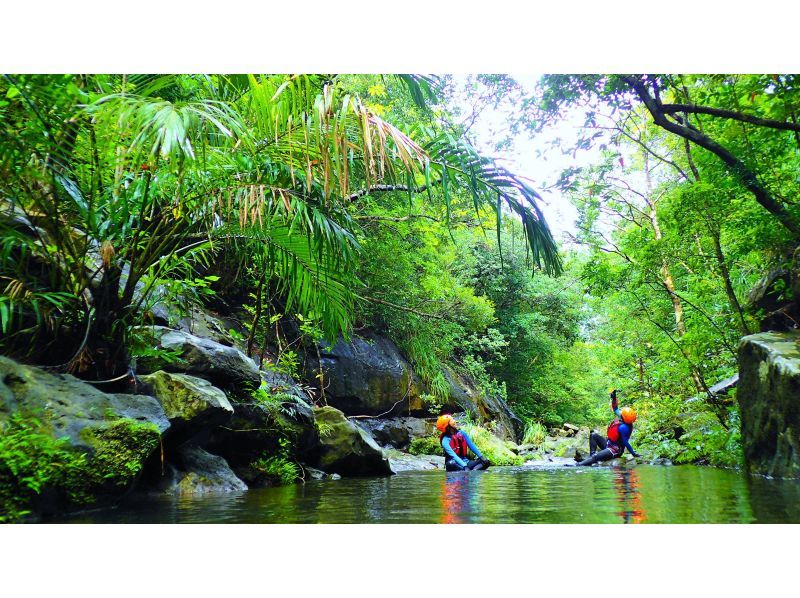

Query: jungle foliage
[3,73,798,468]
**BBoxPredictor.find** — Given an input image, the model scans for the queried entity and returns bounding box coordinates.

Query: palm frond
[426,136,563,276]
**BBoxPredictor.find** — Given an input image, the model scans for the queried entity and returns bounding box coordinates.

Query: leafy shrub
[521,420,547,446]
[461,424,524,466]
[0,415,87,522]
[251,455,301,486]
[250,439,301,486]
[409,435,442,456]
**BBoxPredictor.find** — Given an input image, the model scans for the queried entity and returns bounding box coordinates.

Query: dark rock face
[306,332,428,416]
[443,367,523,442]
[133,326,261,391]
[205,394,317,471]
[738,332,800,478]
[306,331,523,442]
[308,406,392,477]
[356,416,434,449]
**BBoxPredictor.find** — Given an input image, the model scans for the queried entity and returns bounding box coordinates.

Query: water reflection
[57,465,800,524]
[438,472,481,524]
[612,466,646,524]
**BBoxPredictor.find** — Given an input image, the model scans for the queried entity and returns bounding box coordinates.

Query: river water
[60,463,800,523]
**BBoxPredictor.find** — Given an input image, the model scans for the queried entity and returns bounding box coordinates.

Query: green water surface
[61,464,800,524]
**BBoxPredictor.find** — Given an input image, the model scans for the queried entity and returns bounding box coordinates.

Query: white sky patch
[448,75,604,244]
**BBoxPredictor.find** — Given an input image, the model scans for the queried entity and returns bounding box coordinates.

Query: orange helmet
[620,407,637,424]
[436,414,455,433]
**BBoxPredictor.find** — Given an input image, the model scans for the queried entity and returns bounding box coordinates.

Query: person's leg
[445,459,463,472]
[575,448,615,466]
[589,432,605,455]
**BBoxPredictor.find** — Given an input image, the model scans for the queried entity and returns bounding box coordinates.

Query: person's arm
[619,425,638,457]
[442,437,468,468]
[460,431,484,459]
[611,390,621,417]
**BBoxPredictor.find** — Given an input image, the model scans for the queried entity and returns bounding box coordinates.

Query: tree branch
[624,76,800,237]
[660,103,800,133]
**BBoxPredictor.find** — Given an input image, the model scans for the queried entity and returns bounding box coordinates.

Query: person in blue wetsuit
[436,414,490,472]
[574,389,639,466]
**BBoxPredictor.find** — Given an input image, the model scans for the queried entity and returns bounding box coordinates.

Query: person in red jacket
[436,414,490,472]
[573,389,638,466]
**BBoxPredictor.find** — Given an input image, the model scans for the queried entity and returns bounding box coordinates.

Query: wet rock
[709,374,739,399]
[563,423,580,436]
[0,356,170,509]
[385,449,445,472]
[133,326,261,391]
[157,445,248,494]
[308,406,392,477]
[0,356,170,446]
[305,332,427,416]
[356,416,434,449]
[738,331,800,478]
[138,370,233,443]
[175,306,244,350]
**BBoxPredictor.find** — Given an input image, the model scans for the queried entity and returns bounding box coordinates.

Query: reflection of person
[614,467,646,524]
[574,389,638,466]
[436,414,490,472]
[439,474,468,524]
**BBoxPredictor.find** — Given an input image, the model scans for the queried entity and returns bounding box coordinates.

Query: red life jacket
[607,419,622,443]
[441,431,469,458]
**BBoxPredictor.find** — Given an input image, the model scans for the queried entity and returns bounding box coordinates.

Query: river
[59,463,800,523]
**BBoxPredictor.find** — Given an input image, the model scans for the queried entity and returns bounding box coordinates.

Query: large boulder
[305,332,429,416]
[0,356,169,511]
[737,332,800,478]
[305,332,523,441]
[137,370,234,443]
[156,445,247,495]
[356,416,434,449]
[309,406,392,476]
[133,326,261,391]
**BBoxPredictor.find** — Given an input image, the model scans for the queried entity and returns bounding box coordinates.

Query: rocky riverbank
[0,301,536,521]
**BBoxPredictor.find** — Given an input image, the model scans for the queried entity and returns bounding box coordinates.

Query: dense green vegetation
[3,72,799,502]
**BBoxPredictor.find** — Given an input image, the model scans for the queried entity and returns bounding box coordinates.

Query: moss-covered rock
[156,445,247,495]
[408,435,442,456]
[138,370,233,442]
[0,356,170,518]
[738,331,800,477]
[77,419,161,495]
[309,406,392,476]
[461,424,524,466]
